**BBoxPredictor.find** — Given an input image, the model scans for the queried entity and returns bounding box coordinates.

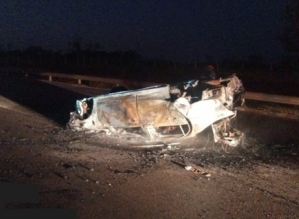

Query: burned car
[67,74,245,147]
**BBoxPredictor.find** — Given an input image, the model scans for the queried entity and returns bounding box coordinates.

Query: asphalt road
[0,73,299,219]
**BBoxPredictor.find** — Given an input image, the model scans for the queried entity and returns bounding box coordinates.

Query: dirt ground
[0,74,299,219]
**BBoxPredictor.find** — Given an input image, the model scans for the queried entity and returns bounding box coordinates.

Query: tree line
[1,1,299,83]
[0,43,293,83]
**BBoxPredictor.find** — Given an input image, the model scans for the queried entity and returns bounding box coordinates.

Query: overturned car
[67,74,245,147]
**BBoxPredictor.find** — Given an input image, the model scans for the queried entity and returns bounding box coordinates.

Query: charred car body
[67,74,245,147]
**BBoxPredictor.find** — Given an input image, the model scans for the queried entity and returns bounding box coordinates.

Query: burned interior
[67,74,245,147]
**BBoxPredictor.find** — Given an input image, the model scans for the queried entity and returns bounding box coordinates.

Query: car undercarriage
[67,74,245,148]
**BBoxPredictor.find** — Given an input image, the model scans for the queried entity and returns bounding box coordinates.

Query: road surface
[0,73,299,219]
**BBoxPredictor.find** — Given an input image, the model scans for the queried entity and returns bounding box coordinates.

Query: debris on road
[185,165,211,178]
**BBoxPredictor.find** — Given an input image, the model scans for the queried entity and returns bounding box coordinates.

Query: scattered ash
[51,129,299,171]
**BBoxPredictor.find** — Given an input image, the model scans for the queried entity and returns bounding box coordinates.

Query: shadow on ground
[0,72,86,126]
[181,112,299,168]
[237,111,299,144]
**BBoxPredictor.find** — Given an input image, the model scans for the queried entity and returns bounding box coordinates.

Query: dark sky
[0,0,288,62]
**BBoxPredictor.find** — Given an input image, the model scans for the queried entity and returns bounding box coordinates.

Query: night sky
[0,0,288,62]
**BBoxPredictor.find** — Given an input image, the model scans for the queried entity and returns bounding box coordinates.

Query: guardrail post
[78,79,82,85]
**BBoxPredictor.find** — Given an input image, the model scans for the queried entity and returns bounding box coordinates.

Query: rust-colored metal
[67,75,245,147]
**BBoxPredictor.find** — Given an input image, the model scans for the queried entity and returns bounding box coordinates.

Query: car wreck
[67,74,245,148]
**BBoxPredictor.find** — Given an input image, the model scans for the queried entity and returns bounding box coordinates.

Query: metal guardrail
[244,92,299,106]
[2,68,299,106]
[37,72,299,106]
[39,72,157,88]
